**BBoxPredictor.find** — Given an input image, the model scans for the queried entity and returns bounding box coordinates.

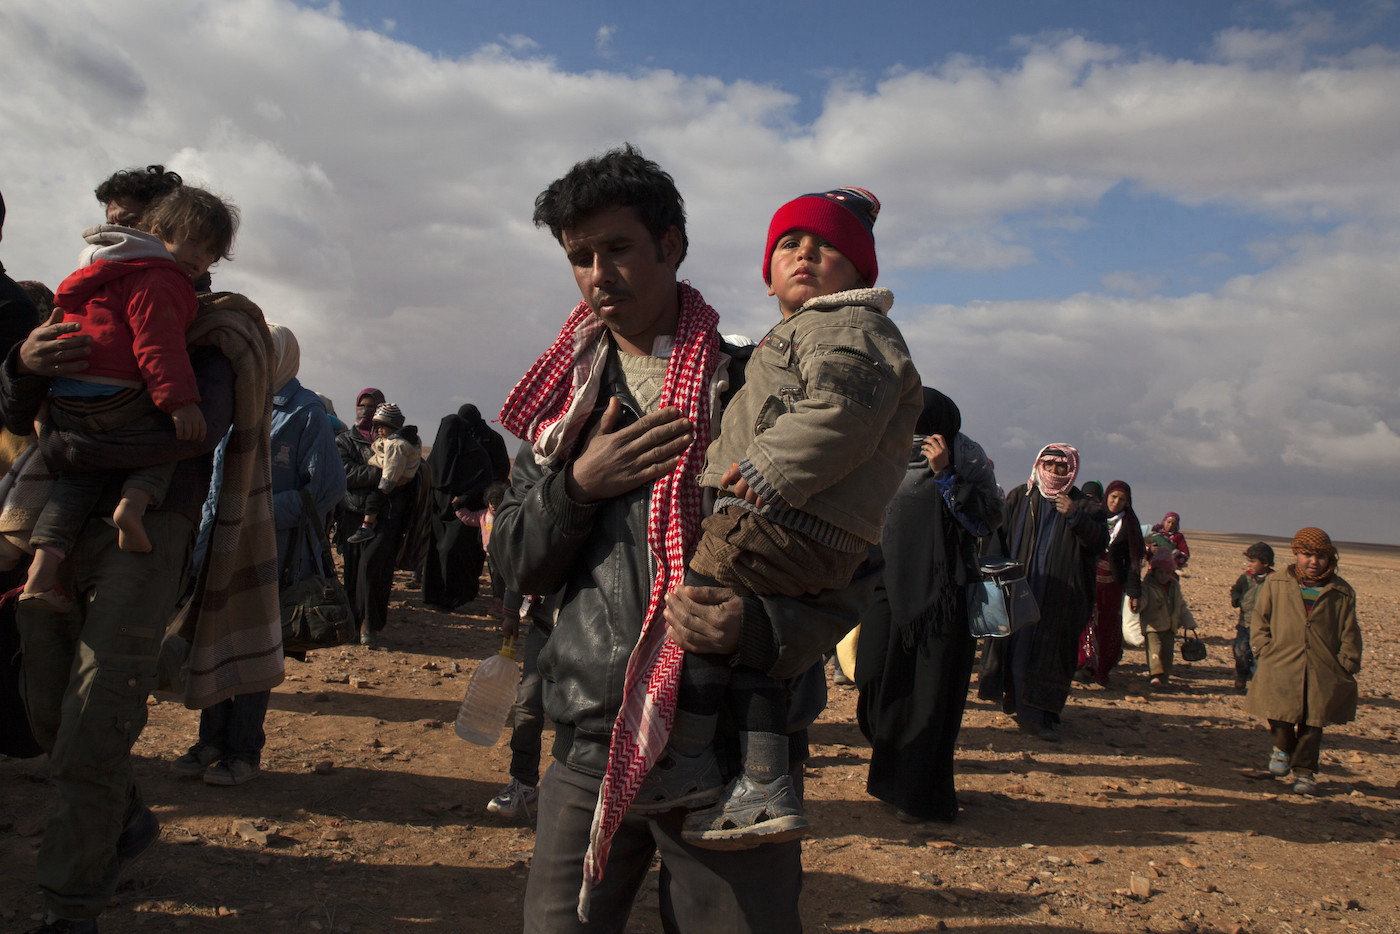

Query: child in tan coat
[1139,547,1197,688]
[1246,527,1362,795]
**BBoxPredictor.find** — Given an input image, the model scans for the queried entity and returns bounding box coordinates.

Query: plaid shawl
[176,292,282,709]
[499,283,721,921]
[0,444,46,560]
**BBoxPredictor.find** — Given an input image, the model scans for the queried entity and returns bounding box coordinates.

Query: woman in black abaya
[421,405,496,610]
[856,388,1002,822]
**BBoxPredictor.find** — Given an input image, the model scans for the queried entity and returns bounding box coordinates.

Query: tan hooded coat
[1246,571,1362,727]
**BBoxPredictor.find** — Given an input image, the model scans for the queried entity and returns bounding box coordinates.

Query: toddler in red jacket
[20,186,237,610]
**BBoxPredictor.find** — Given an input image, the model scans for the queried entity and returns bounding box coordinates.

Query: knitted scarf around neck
[499,282,721,920]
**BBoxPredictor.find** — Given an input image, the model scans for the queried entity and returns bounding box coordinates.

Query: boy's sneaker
[171,743,223,777]
[346,525,376,544]
[1292,770,1318,796]
[1267,747,1291,777]
[630,747,724,814]
[204,759,260,786]
[682,773,810,850]
[486,778,539,818]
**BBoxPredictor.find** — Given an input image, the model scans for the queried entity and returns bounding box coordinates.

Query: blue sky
[2,0,1398,542]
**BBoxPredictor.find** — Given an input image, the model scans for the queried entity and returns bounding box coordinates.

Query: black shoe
[346,526,376,544]
[28,914,99,933]
[116,806,160,869]
[1018,718,1060,743]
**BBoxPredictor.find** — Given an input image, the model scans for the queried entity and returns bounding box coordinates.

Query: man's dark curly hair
[93,165,184,214]
[533,143,688,267]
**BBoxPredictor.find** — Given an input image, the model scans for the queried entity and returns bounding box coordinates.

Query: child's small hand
[1128,596,1140,613]
[720,462,764,507]
[171,404,207,442]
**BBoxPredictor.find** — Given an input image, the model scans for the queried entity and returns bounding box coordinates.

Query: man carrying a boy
[494,145,875,932]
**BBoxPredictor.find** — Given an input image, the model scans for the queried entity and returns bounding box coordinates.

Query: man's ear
[659,225,683,268]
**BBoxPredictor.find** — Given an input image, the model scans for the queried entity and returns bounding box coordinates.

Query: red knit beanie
[763,187,880,286]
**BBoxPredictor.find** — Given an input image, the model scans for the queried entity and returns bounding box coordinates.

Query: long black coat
[979,484,1107,716]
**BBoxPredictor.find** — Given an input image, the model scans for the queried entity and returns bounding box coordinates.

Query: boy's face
[1244,557,1269,576]
[1152,566,1174,585]
[373,424,391,439]
[767,230,863,319]
[1295,549,1330,578]
[162,231,219,280]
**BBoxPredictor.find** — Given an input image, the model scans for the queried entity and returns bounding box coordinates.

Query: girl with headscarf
[1074,479,1144,686]
[978,443,1108,741]
[1245,527,1362,796]
[855,388,1002,822]
[175,324,346,784]
[1147,511,1190,571]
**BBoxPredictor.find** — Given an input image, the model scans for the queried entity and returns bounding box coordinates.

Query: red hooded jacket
[54,226,199,412]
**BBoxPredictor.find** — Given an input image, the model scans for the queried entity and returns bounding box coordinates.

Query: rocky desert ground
[2,530,1397,933]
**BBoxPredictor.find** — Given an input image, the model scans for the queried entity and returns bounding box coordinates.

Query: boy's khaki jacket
[1246,572,1362,727]
[699,288,922,545]
[1138,573,1194,633]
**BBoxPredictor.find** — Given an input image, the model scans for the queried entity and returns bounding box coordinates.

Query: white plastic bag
[1121,593,1144,648]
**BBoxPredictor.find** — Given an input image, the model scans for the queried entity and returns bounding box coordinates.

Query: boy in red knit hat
[635,188,922,849]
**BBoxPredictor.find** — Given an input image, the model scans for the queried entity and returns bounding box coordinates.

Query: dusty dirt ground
[3,531,1398,934]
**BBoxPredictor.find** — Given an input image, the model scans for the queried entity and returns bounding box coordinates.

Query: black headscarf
[427,409,492,515]
[457,403,511,482]
[883,388,966,648]
[915,387,960,439]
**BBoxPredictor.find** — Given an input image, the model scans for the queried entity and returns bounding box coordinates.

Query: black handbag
[280,489,355,653]
[1180,632,1208,662]
[967,555,1041,638]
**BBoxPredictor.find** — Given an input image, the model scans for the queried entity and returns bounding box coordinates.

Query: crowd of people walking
[0,154,1365,934]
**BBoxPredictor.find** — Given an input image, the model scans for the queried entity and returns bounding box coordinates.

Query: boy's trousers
[1145,628,1176,678]
[1270,719,1324,773]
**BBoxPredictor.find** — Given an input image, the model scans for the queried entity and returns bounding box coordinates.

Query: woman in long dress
[977,444,1107,741]
[856,388,1001,822]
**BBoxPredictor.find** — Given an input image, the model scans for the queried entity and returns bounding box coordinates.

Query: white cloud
[1100,269,1167,297]
[1,0,1397,540]
[596,25,616,58]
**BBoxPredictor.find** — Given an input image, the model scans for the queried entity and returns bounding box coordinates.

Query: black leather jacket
[493,346,878,778]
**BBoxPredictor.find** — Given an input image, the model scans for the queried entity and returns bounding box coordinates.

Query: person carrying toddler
[345,402,421,544]
[19,186,236,610]
[632,187,922,850]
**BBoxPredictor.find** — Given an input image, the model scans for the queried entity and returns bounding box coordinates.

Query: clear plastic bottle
[454,637,520,746]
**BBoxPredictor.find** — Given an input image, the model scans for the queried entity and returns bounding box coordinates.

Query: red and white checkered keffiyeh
[498,282,721,920]
[1029,442,1079,498]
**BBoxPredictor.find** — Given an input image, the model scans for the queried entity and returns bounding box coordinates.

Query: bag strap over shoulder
[283,489,337,585]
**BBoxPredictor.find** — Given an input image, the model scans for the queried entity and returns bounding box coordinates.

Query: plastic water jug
[454,637,520,746]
